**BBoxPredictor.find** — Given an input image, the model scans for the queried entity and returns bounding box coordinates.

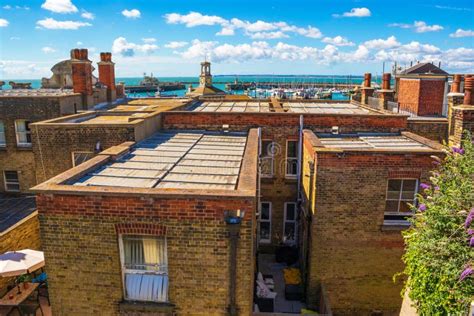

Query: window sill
[119,300,175,314]
[381,220,411,231]
[16,145,32,151]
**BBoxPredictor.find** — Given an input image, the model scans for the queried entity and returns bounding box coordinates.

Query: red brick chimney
[71,48,93,108]
[364,73,371,88]
[360,72,374,104]
[98,52,116,102]
[464,75,473,105]
[378,73,395,105]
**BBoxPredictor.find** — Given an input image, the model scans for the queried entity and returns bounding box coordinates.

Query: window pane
[123,236,166,272]
[387,191,400,200]
[286,203,296,220]
[387,179,402,191]
[125,273,168,302]
[15,121,26,132]
[401,191,416,200]
[284,222,296,243]
[399,201,414,213]
[261,141,274,157]
[259,222,270,241]
[287,141,298,158]
[260,203,270,220]
[4,171,19,182]
[0,122,5,145]
[402,180,417,191]
[385,200,399,213]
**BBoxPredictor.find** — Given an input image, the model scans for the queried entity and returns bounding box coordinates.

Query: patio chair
[19,301,43,316]
[31,273,50,306]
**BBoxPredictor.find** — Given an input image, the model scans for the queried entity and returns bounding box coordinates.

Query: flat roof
[0,195,36,233]
[63,112,150,124]
[185,101,370,114]
[73,131,247,190]
[317,133,433,150]
[0,89,79,97]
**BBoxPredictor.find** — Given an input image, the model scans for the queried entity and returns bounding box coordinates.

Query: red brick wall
[398,78,446,116]
[163,112,407,133]
[418,80,445,116]
[36,194,255,315]
[398,78,420,115]
[306,151,436,315]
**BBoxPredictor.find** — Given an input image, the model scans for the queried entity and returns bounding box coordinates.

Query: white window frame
[285,140,298,178]
[384,178,419,224]
[14,120,32,147]
[118,235,169,303]
[259,202,272,244]
[283,202,298,245]
[3,171,20,192]
[71,151,94,167]
[260,140,275,178]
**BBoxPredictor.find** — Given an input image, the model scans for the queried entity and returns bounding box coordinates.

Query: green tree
[402,134,474,315]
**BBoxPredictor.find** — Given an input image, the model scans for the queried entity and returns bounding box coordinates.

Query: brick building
[0,90,82,194]
[32,130,258,315]
[301,130,443,315]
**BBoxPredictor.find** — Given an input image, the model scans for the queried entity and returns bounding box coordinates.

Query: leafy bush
[402,135,474,314]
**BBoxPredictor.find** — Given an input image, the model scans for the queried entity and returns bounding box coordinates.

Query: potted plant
[17,274,31,289]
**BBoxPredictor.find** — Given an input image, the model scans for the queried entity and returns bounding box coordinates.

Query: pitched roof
[186,84,226,97]
[399,62,449,75]
[0,195,36,233]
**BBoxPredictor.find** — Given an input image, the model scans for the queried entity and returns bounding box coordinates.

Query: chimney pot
[364,73,372,88]
[451,74,462,93]
[382,73,391,90]
[464,76,473,105]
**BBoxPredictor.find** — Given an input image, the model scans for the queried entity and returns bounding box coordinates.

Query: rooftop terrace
[185,101,371,114]
[73,131,247,190]
[0,89,79,97]
[316,132,436,151]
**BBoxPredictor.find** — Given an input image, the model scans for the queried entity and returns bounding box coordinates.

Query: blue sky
[0,0,473,79]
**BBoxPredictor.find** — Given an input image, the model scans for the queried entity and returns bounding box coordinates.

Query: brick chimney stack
[364,73,371,88]
[98,52,116,102]
[360,72,374,105]
[377,73,395,106]
[464,75,473,105]
[71,48,93,109]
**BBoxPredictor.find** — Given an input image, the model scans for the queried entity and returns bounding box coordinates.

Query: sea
[1,75,377,100]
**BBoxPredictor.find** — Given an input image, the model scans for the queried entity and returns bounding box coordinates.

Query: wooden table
[0,282,39,306]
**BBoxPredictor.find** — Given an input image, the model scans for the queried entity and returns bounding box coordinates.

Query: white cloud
[165,12,226,27]
[250,31,289,40]
[364,36,400,49]
[333,7,371,18]
[122,9,141,19]
[434,5,472,12]
[413,21,443,33]
[321,36,354,46]
[0,18,8,27]
[164,41,188,49]
[81,11,94,20]
[389,21,443,33]
[2,5,11,9]
[142,37,157,43]
[164,12,322,39]
[42,46,56,54]
[112,37,158,57]
[76,41,83,45]
[450,29,474,38]
[41,0,78,13]
[36,18,91,30]
[352,45,370,61]
[10,36,20,40]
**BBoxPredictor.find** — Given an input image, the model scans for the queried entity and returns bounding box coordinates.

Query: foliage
[402,134,474,315]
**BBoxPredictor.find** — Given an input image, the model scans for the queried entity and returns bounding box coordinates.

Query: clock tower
[199,61,212,86]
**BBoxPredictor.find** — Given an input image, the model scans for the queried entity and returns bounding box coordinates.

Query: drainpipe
[225,210,244,316]
[297,115,303,204]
